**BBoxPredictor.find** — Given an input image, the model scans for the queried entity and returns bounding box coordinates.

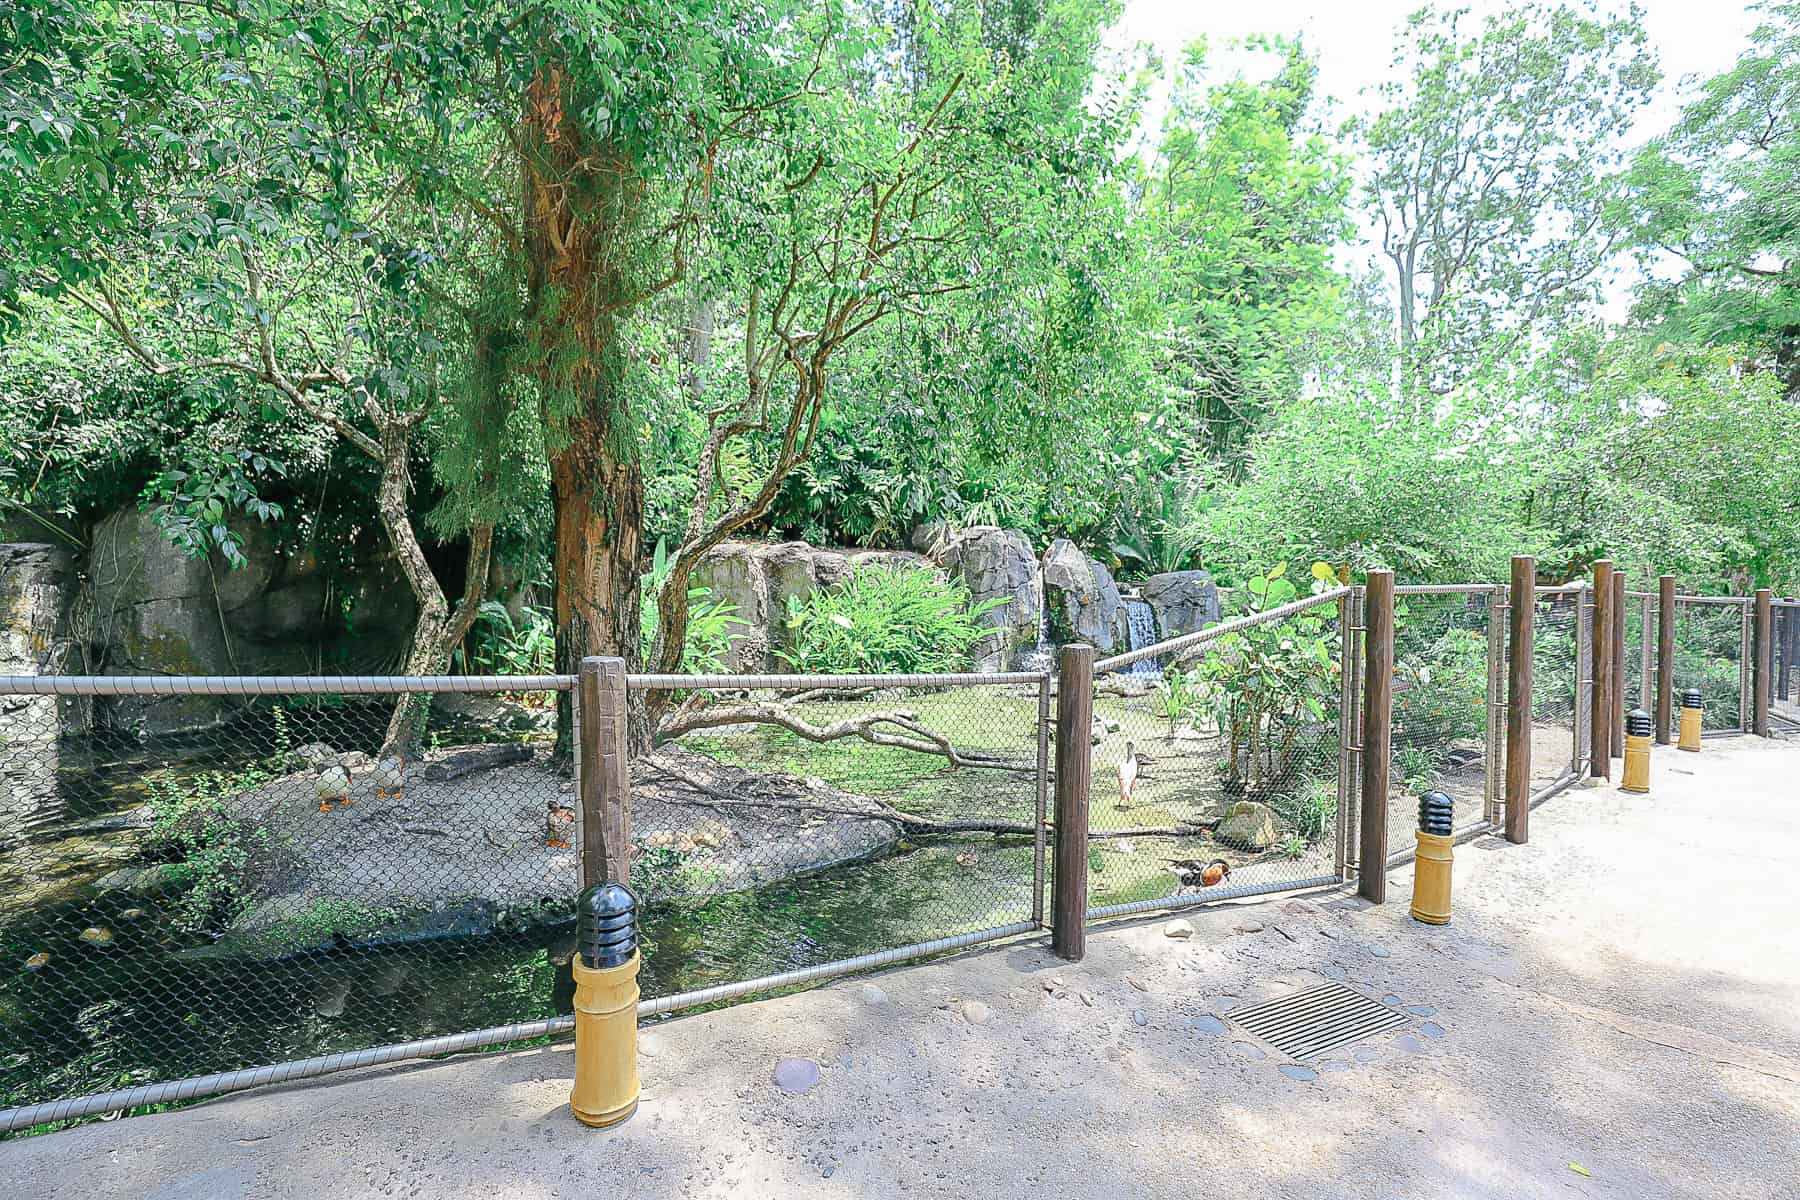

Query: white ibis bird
[1168,858,1231,889]
[316,764,352,812]
[1116,741,1142,809]
[546,798,575,849]
[373,754,406,801]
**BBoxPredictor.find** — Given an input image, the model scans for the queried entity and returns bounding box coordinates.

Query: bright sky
[1109,0,1766,318]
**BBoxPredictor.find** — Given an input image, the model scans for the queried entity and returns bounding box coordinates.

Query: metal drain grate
[1226,982,1410,1060]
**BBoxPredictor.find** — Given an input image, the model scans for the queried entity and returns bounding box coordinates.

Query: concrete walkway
[6,738,1800,1200]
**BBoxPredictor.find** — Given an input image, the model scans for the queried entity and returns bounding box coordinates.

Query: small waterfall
[1124,599,1160,677]
[1018,599,1055,672]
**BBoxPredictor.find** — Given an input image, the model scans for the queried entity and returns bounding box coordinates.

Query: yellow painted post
[1411,791,1454,926]
[569,883,641,1128]
[1621,708,1652,794]
[1678,688,1703,753]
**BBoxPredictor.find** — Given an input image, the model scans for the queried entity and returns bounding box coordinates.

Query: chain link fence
[1387,586,1502,854]
[625,672,1048,1006]
[1085,589,1349,919]
[1,675,572,1132]
[1529,585,1587,799]
[1671,597,1752,733]
[1773,600,1800,734]
[1623,591,1656,717]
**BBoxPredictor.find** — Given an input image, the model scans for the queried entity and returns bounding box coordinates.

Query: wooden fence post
[1753,589,1773,736]
[1506,556,1533,845]
[1656,576,1676,745]
[1359,570,1395,904]
[1611,570,1626,758]
[1052,643,1094,961]
[576,656,632,888]
[1590,560,1613,779]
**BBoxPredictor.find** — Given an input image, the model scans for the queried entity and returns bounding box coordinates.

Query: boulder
[1041,539,1122,653]
[81,508,416,733]
[936,527,1042,671]
[0,543,78,676]
[1215,800,1280,851]
[1141,570,1221,641]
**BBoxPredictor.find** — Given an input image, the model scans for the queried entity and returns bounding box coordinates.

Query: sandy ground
[5,737,1799,1200]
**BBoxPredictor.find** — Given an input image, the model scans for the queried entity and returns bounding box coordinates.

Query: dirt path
[5,738,1798,1200]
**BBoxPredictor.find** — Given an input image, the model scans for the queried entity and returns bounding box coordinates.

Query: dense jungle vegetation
[3,0,1798,682]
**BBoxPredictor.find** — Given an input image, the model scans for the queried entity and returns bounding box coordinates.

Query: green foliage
[1393,613,1491,749]
[1273,776,1337,845]
[779,567,1003,675]
[640,540,744,674]
[463,603,558,676]
[1190,565,1340,793]
[1620,4,1800,393]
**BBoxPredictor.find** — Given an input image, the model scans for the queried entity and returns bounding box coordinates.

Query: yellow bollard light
[1621,708,1652,794]
[1677,687,1703,753]
[569,883,641,1129]
[1411,791,1454,926]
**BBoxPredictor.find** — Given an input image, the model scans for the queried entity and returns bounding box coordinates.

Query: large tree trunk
[521,66,649,753]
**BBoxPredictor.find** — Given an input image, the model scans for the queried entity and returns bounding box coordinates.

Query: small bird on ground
[1168,858,1231,889]
[546,799,575,849]
[373,754,406,801]
[1116,742,1144,809]
[316,764,352,812]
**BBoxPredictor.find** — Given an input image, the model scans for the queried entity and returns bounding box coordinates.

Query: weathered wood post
[1506,556,1533,844]
[1359,570,1395,904]
[1753,589,1773,737]
[1590,560,1614,779]
[1052,643,1094,961]
[1610,570,1626,758]
[577,656,632,888]
[1656,575,1677,745]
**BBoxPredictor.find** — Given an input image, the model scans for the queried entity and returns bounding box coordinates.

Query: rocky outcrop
[77,509,416,733]
[935,527,1041,671]
[0,543,77,677]
[1041,539,1124,653]
[1214,800,1279,851]
[693,541,931,672]
[1141,569,1221,641]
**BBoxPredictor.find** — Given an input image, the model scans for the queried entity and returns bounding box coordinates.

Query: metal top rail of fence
[1093,585,1351,674]
[0,674,574,695]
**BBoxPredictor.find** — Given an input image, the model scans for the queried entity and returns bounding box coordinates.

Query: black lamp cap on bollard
[1680,687,1704,709]
[1417,790,1455,837]
[1625,708,1653,737]
[576,882,638,970]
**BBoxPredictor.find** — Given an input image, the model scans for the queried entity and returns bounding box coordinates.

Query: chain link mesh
[1671,599,1750,732]
[1776,601,1800,733]
[630,677,1046,1002]
[1388,588,1499,852]
[1,682,569,1125]
[1086,594,1346,914]
[1530,588,1584,795]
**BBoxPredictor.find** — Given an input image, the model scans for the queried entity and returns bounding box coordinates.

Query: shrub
[640,540,747,673]
[779,566,1004,674]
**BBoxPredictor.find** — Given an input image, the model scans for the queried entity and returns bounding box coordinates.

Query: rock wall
[1041,538,1128,654]
[693,541,931,672]
[936,527,1041,671]
[1,544,85,833]
[1140,570,1221,641]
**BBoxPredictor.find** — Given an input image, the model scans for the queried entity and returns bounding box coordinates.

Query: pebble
[1131,1009,1148,1028]
[1163,919,1195,939]
[773,1058,821,1094]
[960,1000,993,1026]
[1190,1014,1227,1036]
[640,1033,664,1059]
[1370,945,1391,958]
[1233,921,1264,934]
[79,926,114,947]
[1406,1004,1437,1017]
[859,983,888,1006]
[1127,976,1149,992]
[119,908,146,922]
